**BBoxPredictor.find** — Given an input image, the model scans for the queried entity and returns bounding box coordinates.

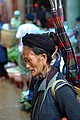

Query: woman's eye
[24,59,31,63]
[27,59,31,62]
[24,59,27,63]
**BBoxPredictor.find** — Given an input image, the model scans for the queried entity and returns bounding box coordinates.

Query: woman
[22,32,80,120]
[22,1,80,119]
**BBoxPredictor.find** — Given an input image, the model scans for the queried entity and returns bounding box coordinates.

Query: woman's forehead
[23,46,29,50]
[23,46,34,56]
[23,46,31,52]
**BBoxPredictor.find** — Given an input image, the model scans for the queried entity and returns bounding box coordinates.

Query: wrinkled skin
[22,46,50,77]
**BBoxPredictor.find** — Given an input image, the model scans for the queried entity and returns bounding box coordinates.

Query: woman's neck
[40,64,51,78]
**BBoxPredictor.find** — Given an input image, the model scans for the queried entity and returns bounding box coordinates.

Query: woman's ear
[52,46,58,59]
[41,53,47,65]
[55,46,58,52]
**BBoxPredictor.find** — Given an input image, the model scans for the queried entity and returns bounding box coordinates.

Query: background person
[10,10,22,29]
[0,15,8,81]
[36,5,47,29]
[74,17,80,52]
[0,45,8,81]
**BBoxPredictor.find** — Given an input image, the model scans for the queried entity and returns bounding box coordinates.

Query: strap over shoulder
[51,79,73,100]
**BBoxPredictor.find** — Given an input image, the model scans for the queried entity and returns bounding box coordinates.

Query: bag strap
[51,79,69,120]
[74,86,80,102]
[39,72,58,112]
[51,79,73,101]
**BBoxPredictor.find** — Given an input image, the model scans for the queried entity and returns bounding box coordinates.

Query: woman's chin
[31,71,36,77]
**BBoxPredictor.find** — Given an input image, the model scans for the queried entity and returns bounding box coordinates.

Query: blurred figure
[73,17,80,77]
[0,15,8,81]
[0,14,3,30]
[74,17,80,52]
[0,45,8,81]
[76,17,80,25]
[46,12,55,29]
[36,5,47,28]
[10,10,22,29]
[0,1,8,23]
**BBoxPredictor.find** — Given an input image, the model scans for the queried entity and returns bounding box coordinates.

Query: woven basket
[1,29,17,48]
[74,86,80,102]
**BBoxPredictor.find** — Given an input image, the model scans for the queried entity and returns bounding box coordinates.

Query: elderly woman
[22,32,80,120]
[22,1,80,119]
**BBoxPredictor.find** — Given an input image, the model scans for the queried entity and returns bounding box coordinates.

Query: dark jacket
[31,72,80,120]
[0,45,8,63]
[0,21,8,63]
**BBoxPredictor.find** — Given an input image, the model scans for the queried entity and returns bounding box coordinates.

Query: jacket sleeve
[56,85,80,120]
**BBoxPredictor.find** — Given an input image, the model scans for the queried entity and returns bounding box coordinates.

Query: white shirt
[16,22,46,52]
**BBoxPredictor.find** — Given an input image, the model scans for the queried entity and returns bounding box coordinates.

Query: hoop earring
[56,52,60,62]
[51,52,60,66]
[42,65,48,78]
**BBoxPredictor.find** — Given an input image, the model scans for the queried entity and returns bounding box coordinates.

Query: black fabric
[56,85,80,120]
[25,13,34,21]
[31,91,44,120]
[31,66,59,108]
[31,77,43,109]
[46,66,59,87]
[22,33,56,55]
[0,62,7,77]
[31,66,59,120]
[31,77,43,120]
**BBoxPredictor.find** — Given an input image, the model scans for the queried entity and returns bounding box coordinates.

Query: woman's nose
[26,63,30,69]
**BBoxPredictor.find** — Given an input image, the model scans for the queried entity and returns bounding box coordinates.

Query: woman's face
[22,46,47,77]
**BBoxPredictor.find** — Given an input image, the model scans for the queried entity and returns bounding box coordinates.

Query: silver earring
[42,65,48,78]
[56,52,60,62]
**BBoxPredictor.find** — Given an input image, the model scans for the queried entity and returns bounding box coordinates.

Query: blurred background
[0,0,80,95]
[0,0,80,28]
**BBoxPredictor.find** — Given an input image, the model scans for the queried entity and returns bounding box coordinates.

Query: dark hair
[25,13,34,21]
[76,17,80,22]
[28,45,52,64]
[43,32,58,46]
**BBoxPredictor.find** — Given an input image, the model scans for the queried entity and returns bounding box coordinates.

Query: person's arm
[16,26,22,45]
[56,85,80,120]
[10,18,15,27]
